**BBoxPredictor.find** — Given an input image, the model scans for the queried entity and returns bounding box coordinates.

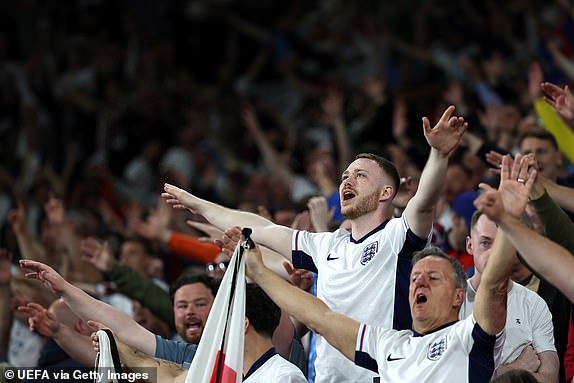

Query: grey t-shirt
[154,335,197,368]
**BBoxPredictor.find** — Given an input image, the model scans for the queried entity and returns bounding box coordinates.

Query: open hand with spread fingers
[541,81,574,121]
[423,105,468,156]
[496,154,537,218]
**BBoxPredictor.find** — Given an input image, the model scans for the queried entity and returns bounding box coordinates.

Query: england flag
[185,236,247,383]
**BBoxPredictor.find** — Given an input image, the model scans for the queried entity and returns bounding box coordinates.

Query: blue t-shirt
[154,335,197,368]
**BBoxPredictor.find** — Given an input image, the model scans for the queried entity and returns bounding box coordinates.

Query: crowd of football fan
[2,1,574,382]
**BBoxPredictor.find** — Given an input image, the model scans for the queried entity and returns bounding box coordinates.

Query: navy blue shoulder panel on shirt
[291,231,319,273]
[355,325,379,373]
[392,229,428,330]
[292,250,318,273]
[355,351,379,373]
[468,323,498,383]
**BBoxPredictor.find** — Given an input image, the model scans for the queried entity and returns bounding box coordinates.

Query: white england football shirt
[292,217,428,383]
[460,280,556,363]
[355,316,505,383]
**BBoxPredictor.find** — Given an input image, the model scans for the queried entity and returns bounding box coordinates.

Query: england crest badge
[427,336,447,361]
[360,242,378,265]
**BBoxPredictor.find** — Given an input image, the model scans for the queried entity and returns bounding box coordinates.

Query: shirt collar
[412,320,458,337]
[243,347,276,380]
[350,220,389,243]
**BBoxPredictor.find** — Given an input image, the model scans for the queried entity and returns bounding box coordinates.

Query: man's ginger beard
[341,188,381,220]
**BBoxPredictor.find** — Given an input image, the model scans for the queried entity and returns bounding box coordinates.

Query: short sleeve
[531,297,557,354]
[154,335,197,367]
[354,324,383,373]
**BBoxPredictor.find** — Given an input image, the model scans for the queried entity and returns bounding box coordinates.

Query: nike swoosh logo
[327,254,339,261]
[386,355,405,362]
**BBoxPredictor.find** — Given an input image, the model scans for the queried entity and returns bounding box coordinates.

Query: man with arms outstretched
[18,261,307,382]
[89,283,306,383]
[162,106,467,382]
[16,265,214,364]
[242,155,537,382]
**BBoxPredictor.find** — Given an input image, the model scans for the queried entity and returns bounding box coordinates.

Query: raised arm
[80,238,175,326]
[471,221,513,336]
[245,241,359,362]
[19,259,157,356]
[540,82,574,124]
[43,197,82,274]
[487,152,574,214]
[9,201,48,263]
[307,196,334,233]
[241,105,296,190]
[533,85,574,164]
[403,105,467,238]
[217,226,291,280]
[131,209,222,265]
[538,177,574,214]
[321,88,352,177]
[19,302,96,366]
[162,184,294,260]
[473,154,537,335]
[528,188,574,272]
[491,210,574,303]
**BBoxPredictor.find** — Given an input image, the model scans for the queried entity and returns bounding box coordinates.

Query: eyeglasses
[206,262,229,273]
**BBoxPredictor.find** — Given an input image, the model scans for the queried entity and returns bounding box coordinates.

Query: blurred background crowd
[2,0,574,381]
